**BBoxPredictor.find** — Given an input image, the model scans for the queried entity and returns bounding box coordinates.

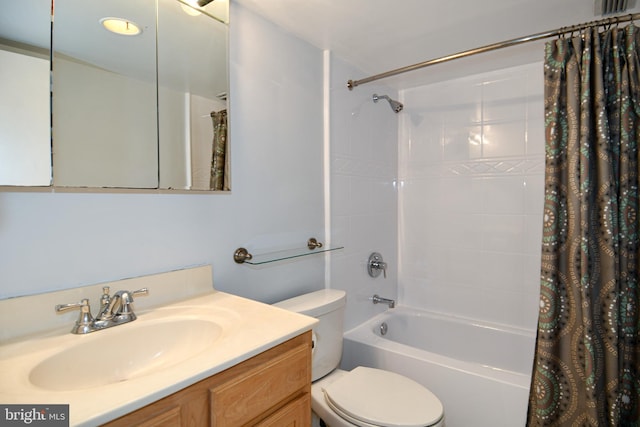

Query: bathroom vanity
[104,332,311,426]
[0,266,317,426]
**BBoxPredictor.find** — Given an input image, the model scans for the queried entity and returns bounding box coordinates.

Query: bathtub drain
[379,322,388,336]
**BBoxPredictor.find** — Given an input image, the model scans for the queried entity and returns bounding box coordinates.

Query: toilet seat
[322,367,444,427]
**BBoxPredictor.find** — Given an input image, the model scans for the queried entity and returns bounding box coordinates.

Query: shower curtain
[527,24,640,426]
[210,109,229,191]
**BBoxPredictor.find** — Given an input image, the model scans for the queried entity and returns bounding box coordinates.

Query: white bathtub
[341,307,536,427]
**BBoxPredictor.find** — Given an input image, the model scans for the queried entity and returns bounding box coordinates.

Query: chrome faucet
[56,287,148,334]
[96,288,148,324]
[372,294,395,308]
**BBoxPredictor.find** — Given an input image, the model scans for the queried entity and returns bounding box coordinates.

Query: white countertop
[0,291,317,426]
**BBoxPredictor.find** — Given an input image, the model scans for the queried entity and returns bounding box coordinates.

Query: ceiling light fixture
[100,17,142,36]
[180,0,202,16]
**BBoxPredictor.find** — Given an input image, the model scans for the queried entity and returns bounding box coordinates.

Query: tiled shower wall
[398,62,544,330]
[329,55,399,331]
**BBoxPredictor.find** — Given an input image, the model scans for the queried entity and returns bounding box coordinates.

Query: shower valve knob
[368,252,387,278]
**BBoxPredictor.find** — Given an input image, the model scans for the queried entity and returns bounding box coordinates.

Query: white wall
[328,55,399,331]
[0,48,50,186]
[398,62,544,330]
[53,57,159,188]
[158,87,190,190]
[0,3,326,304]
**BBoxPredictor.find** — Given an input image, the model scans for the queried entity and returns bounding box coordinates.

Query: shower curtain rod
[347,12,640,90]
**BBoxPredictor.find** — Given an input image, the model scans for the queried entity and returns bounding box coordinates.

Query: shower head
[372,94,403,113]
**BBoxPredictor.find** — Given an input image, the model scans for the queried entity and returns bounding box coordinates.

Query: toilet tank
[274,289,346,381]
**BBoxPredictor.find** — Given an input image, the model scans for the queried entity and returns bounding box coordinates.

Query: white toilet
[275,289,445,427]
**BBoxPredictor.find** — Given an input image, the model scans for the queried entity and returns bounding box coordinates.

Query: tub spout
[372,294,395,308]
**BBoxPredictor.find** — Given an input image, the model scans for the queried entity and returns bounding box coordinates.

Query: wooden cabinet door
[135,406,181,427]
[101,386,209,427]
[210,343,310,426]
[255,394,311,427]
[101,332,312,427]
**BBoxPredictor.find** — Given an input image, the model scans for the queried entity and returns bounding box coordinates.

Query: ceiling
[235,0,640,89]
[3,1,639,92]
[0,0,228,99]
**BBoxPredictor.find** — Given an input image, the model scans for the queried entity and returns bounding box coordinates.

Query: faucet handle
[378,261,388,278]
[132,288,148,298]
[114,288,148,318]
[55,298,94,334]
[368,252,387,278]
[55,298,91,314]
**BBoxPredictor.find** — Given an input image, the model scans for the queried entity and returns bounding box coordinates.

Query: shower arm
[372,94,403,113]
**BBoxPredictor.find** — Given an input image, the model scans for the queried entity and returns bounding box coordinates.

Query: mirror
[52,0,159,188]
[0,0,229,191]
[157,0,229,191]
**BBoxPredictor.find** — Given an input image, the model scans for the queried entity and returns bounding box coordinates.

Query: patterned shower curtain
[527,24,640,426]
[210,109,229,191]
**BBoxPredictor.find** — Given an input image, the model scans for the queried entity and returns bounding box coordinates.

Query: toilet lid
[322,367,443,427]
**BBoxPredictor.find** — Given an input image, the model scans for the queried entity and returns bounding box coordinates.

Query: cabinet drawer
[255,393,311,427]
[210,344,310,426]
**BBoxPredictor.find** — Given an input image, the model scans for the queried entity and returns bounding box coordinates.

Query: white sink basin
[29,318,222,391]
[0,290,317,427]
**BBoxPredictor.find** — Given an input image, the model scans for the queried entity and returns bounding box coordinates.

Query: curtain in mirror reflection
[210,109,229,191]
